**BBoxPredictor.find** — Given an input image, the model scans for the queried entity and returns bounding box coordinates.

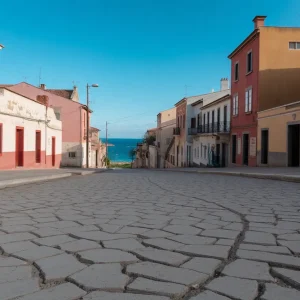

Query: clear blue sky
[1,0,300,138]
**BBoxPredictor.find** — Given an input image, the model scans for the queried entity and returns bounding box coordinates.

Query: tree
[129,148,136,168]
[102,155,110,167]
[143,133,156,146]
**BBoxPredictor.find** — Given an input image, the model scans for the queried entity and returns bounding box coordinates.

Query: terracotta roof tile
[46,89,73,99]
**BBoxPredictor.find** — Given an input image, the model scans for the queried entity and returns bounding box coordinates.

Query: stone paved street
[0,169,300,299]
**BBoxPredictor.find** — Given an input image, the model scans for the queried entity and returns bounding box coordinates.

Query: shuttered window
[35,131,41,163]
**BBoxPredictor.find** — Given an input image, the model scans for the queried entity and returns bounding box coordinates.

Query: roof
[0,84,13,88]
[200,94,231,110]
[90,127,100,132]
[147,127,157,132]
[191,99,203,107]
[46,89,73,99]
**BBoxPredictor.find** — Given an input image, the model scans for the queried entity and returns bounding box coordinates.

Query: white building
[191,93,231,167]
[0,87,62,169]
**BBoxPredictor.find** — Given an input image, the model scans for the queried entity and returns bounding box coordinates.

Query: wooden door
[52,137,56,167]
[16,127,24,167]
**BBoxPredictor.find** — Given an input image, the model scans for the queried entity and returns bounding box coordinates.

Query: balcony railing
[198,121,230,134]
[188,128,197,135]
[173,127,181,135]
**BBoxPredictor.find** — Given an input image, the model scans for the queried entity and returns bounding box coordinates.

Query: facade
[156,107,176,168]
[257,101,300,167]
[174,80,230,168]
[0,87,62,169]
[6,82,91,167]
[191,94,231,167]
[229,16,300,167]
[46,85,80,103]
[90,127,106,168]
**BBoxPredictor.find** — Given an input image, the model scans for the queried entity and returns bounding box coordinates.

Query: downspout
[45,105,48,166]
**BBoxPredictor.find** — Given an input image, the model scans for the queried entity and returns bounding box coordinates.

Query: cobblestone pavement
[0,169,300,300]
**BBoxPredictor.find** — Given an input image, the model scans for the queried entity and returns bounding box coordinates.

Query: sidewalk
[0,168,109,189]
[159,167,300,183]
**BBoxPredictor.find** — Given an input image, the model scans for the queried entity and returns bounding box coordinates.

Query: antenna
[38,67,42,86]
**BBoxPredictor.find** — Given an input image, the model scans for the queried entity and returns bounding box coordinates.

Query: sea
[102,138,143,162]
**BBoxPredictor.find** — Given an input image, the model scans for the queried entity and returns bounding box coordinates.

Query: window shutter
[236,95,239,115]
[245,91,248,112]
[233,97,236,115]
[35,131,41,163]
[249,88,252,111]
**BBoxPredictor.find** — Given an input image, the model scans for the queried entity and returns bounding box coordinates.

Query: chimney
[220,78,229,91]
[253,16,266,29]
[40,83,46,90]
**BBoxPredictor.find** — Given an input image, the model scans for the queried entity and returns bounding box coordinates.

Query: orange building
[229,16,300,167]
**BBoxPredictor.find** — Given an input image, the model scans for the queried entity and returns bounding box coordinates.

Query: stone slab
[272,267,300,288]
[168,235,216,245]
[133,248,189,266]
[16,282,86,300]
[59,239,102,252]
[140,229,175,238]
[83,292,169,300]
[190,291,231,299]
[71,231,134,242]
[262,283,300,300]
[278,240,300,254]
[103,238,145,251]
[0,256,27,267]
[239,243,291,254]
[0,232,36,244]
[0,266,32,283]
[244,231,276,245]
[78,249,139,264]
[181,257,222,275]
[36,253,86,281]
[207,276,258,300]
[222,259,274,281]
[127,277,187,297]
[237,249,300,268]
[69,263,129,292]
[127,261,208,285]
[14,246,63,261]
[176,245,231,259]
[201,229,240,240]
[0,279,40,300]
[1,241,37,254]
[142,238,184,250]
[163,225,202,235]
[34,235,76,247]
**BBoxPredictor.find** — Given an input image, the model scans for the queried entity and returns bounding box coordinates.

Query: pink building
[6,82,91,167]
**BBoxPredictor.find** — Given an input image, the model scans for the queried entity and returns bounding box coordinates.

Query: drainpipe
[80,107,83,167]
[45,105,48,166]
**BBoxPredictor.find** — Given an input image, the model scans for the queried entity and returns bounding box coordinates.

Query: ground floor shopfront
[257,101,300,167]
[230,126,257,167]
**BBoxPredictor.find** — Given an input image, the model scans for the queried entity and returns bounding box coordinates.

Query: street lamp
[0,44,4,50]
[86,83,99,168]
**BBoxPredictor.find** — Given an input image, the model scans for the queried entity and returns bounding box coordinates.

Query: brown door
[16,127,24,167]
[52,137,56,166]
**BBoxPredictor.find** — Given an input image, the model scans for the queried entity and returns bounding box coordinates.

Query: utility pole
[86,84,89,169]
[105,121,108,168]
[86,83,99,168]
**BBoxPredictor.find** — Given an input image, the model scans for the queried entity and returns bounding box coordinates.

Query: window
[289,42,300,50]
[35,131,41,163]
[194,148,196,157]
[191,118,196,129]
[233,94,239,116]
[245,87,252,113]
[234,62,239,81]
[197,113,200,128]
[69,152,76,158]
[247,51,253,73]
[197,147,199,158]
[201,143,203,157]
[0,123,2,155]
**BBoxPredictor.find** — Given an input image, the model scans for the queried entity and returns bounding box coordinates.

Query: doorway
[222,143,226,167]
[176,145,179,166]
[261,130,269,164]
[216,144,220,165]
[96,150,98,168]
[243,134,249,166]
[232,135,236,163]
[52,137,56,167]
[288,124,300,167]
[16,127,24,167]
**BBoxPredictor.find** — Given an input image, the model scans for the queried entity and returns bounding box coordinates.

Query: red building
[228,16,262,167]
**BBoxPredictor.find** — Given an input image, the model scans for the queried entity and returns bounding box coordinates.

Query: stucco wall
[0,89,62,169]
[149,145,157,168]
[259,27,300,111]
[257,101,300,166]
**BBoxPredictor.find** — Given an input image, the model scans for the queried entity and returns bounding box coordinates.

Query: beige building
[90,127,106,168]
[257,101,300,167]
[156,107,176,168]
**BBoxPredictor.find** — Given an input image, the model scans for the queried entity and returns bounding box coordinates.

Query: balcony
[173,127,181,135]
[198,121,230,134]
[188,128,197,135]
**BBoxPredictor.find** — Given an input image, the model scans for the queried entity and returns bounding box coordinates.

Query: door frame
[15,126,24,167]
[52,136,56,167]
[287,121,300,167]
[260,128,269,165]
[242,132,249,166]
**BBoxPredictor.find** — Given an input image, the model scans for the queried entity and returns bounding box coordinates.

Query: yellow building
[257,101,300,167]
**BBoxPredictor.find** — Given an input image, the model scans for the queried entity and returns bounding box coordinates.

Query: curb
[155,169,300,183]
[70,169,111,176]
[0,173,72,190]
